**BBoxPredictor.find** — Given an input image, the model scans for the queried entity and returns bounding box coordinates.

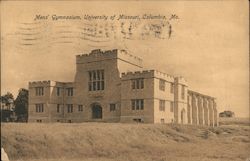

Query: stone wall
[74,49,142,122]
[28,49,218,126]
[28,81,74,123]
[121,70,175,123]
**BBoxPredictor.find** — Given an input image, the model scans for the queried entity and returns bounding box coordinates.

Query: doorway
[91,103,102,119]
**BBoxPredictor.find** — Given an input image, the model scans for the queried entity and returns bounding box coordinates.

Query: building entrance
[92,103,102,119]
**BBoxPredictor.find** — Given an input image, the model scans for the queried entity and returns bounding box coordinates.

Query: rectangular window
[35,87,44,96]
[159,100,165,111]
[110,104,116,111]
[131,99,144,110]
[78,105,83,112]
[36,120,42,123]
[131,78,144,89]
[133,118,142,123]
[56,87,60,96]
[170,83,174,93]
[67,104,73,113]
[35,104,44,113]
[181,85,185,99]
[67,88,73,96]
[161,118,165,124]
[57,104,60,113]
[159,79,165,91]
[88,70,104,91]
[170,101,174,112]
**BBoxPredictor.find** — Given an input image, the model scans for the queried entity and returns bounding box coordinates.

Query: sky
[1,0,249,117]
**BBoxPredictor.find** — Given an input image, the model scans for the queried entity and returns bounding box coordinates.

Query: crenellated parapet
[174,76,188,86]
[121,69,174,82]
[121,70,154,80]
[117,49,143,67]
[76,49,118,63]
[29,80,74,88]
[76,49,143,67]
[29,80,52,87]
[154,70,175,82]
[188,90,215,100]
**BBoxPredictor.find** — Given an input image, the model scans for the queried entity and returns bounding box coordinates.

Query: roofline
[188,90,216,99]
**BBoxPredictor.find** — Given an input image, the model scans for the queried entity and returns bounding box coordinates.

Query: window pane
[141,79,144,89]
[89,71,92,81]
[101,81,104,90]
[136,100,140,110]
[101,70,104,80]
[93,82,96,90]
[93,71,96,80]
[140,100,144,110]
[97,81,100,90]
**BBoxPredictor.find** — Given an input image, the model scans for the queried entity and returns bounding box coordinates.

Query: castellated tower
[74,49,142,122]
[174,77,188,124]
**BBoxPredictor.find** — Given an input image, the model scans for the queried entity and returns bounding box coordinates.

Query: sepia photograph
[1,0,249,161]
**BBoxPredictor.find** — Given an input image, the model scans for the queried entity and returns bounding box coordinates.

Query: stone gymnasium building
[28,49,218,126]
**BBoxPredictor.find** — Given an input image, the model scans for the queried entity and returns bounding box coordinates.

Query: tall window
[35,104,44,113]
[159,79,165,91]
[57,104,60,113]
[56,87,60,96]
[170,83,174,93]
[35,87,44,96]
[110,104,116,111]
[78,105,83,112]
[170,101,174,112]
[131,99,144,110]
[159,100,165,111]
[88,70,104,91]
[67,104,73,113]
[181,85,185,99]
[67,88,73,96]
[131,78,144,89]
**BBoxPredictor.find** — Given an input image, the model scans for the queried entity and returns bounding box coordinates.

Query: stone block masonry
[28,49,218,126]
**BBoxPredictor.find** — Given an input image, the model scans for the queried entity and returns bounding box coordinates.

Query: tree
[1,92,14,106]
[1,92,15,122]
[14,88,29,122]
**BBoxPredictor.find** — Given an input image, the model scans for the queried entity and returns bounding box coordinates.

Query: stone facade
[28,49,218,126]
